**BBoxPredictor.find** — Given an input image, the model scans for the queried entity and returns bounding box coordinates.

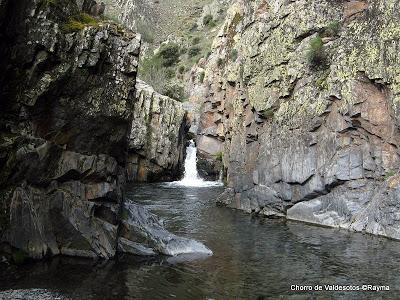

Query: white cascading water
[168,140,223,187]
[159,140,220,256]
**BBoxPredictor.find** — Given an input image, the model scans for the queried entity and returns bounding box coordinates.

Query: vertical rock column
[127,80,188,182]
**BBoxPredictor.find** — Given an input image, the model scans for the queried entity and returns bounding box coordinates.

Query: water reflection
[1,184,400,299]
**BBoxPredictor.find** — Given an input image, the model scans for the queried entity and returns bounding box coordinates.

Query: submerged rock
[118,237,156,256]
[119,202,212,256]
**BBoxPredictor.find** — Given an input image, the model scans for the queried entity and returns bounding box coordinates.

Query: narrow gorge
[1,0,400,299]
[0,0,199,261]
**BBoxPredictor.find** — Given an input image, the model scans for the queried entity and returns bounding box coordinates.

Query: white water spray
[167,140,223,188]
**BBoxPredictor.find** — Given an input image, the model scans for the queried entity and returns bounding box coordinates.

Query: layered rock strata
[127,80,188,182]
[195,0,400,239]
[0,0,141,259]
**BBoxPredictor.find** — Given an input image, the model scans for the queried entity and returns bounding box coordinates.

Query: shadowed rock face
[0,0,140,259]
[127,80,188,183]
[0,0,204,261]
[194,0,400,240]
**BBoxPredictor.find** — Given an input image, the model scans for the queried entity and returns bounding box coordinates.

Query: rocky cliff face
[0,0,141,259]
[195,0,400,240]
[0,0,193,262]
[127,80,188,182]
[92,0,153,32]
[95,0,218,44]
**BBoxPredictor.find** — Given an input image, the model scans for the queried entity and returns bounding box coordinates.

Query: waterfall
[167,140,223,188]
[181,140,201,184]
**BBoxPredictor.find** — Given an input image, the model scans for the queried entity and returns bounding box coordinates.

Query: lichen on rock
[193,0,400,240]
[127,79,188,182]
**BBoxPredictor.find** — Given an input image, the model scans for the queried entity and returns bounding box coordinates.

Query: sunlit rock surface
[192,0,400,240]
[127,80,188,182]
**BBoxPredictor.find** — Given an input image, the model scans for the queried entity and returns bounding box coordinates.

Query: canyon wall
[93,0,220,44]
[93,0,153,32]
[0,0,140,259]
[127,80,188,182]
[194,0,400,239]
[0,0,188,261]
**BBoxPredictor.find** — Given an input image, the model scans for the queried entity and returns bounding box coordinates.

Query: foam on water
[123,202,213,257]
[162,238,213,256]
[166,140,223,188]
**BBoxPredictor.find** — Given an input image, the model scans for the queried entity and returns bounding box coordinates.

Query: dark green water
[1,183,399,299]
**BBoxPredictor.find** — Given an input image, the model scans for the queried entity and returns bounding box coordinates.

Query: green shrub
[260,108,275,119]
[208,20,217,27]
[62,13,98,33]
[186,132,196,141]
[192,37,201,45]
[217,57,224,67]
[307,35,326,67]
[384,170,396,180]
[158,43,181,67]
[180,47,188,55]
[203,15,214,26]
[139,44,182,94]
[178,65,185,74]
[215,151,223,162]
[316,77,328,90]
[121,209,129,220]
[139,56,166,92]
[199,71,205,83]
[168,131,177,142]
[62,20,86,32]
[203,15,217,27]
[165,68,176,79]
[163,82,186,102]
[315,71,330,90]
[136,20,155,43]
[188,46,201,57]
[323,21,341,37]
[230,49,238,61]
[78,13,98,25]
